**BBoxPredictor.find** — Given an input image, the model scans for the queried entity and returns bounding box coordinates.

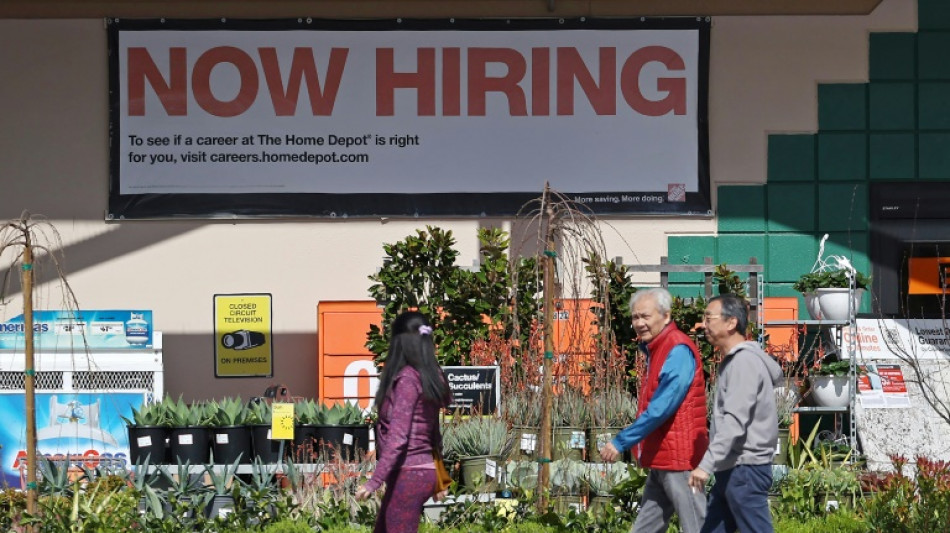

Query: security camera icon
[221,330,266,350]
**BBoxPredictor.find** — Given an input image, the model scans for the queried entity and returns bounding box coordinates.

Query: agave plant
[582,461,630,496]
[209,397,249,427]
[550,459,586,496]
[553,386,589,428]
[121,400,167,427]
[245,399,272,425]
[502,388,542,428]
[589,388,638,428]
[164,395,214,427]
[294,399,322,425]
[320,402,366,425]
[442,415,512,459]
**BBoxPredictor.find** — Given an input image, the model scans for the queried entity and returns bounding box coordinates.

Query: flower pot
[128,426,169,465]
[552,427,586,461]
[815,288,864,321]
[292,424,370,461]
[810,376,851,408]
[211,425,252,464]
[250,424,285,463]
[586,427,623,463]
[459,455,501,493]
[552,494,585,514]
[588,494,613,517]
[774,428,790,466]
[804,292,822,320]
[204,494,235,518]
[169,426,210,464]
[512,426,540,461]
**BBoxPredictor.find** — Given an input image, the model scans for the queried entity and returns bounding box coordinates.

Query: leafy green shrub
[774,510,868,533]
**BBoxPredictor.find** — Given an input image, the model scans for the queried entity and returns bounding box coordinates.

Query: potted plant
[587,387,637,463]
[552,386,588,461]
[442,415,512,492]
[123,400,169,465]
[773,385,798,466]
[809,358,852,408]
[502,388,542,461]
[208,397,252,464]
[164,396,214,465]
[792,268,870,321]
[293,400,370,461]
[583,461,629,517]
[245,399,283,463]
[550,459,586,513]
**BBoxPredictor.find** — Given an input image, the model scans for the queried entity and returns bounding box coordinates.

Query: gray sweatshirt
[699,340,784,474]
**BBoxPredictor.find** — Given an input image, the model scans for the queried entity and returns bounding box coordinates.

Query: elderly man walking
[689,294,783,533]
[599,287,708,533]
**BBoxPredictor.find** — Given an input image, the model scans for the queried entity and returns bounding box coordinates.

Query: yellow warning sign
[271,402,295,440]
[214,294,273,377]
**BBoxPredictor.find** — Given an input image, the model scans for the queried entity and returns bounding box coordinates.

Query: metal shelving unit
[766,276,859,457]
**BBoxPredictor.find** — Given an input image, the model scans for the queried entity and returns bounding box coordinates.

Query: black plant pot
[128,425,169,465]
[250,424,285,463]
[212,425,252,464]
[169,426,211,464]
[298,425,370,460]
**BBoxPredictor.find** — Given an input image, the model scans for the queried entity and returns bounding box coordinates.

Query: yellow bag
[433,449,452,493]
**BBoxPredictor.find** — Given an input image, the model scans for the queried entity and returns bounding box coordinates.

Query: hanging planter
[816,288,865,321]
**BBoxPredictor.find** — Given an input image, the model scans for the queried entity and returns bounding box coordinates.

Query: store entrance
[870,182,950,318]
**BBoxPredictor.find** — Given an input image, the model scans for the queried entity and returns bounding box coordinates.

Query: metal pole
[538,186,555,509]
[22,236,37,530]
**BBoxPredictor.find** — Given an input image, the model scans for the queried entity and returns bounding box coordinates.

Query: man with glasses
[689,294,783,533]
[599,287,708,533]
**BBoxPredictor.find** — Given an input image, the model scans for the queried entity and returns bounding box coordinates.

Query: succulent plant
[121,400,166,427]
[442,415,512,460]
[502,388,542,428]
[163,395,214,427]
[553,386,589,428]
[209,397,249,427]
[589,388,638,428]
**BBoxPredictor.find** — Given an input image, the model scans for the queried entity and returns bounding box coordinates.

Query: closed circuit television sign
[214,294,273,377]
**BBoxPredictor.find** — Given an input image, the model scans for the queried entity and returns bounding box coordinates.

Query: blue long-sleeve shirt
[611,344,696,453]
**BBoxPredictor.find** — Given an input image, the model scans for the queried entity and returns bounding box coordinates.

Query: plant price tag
[216,434,230,444]
[137,436,152,447]
[521,433,537,452]
[343,433,353,445]
[485,458,497,479]
[596,433,612,449]
[179,434,193,445]
[570,431,586,449]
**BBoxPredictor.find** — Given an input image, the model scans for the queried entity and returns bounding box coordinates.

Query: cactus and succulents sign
[444,366,499,415]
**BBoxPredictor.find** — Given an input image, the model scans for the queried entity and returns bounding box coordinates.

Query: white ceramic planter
[810,375,851,408]
[803,292,822,320]
[815,288,864,321]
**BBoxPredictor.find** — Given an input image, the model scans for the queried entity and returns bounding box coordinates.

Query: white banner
[849,318,950,361]
[108,19,710,218]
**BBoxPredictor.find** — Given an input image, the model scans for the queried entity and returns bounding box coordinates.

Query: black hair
[374,311,451,408]
[710,293,749,334]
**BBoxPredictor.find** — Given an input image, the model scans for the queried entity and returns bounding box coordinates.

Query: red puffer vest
[636,322,708,470]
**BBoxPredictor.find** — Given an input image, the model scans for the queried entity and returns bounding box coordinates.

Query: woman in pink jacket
[355,311,450,532]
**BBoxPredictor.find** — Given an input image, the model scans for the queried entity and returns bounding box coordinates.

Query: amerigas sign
[108,18,710,219]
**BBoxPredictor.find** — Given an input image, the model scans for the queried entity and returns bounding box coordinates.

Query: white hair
[630,287,672,315]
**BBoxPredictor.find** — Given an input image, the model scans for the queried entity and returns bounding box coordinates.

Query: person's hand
[433,489,449,502]
[355,486,372,501]
[599,442,621,462]
[688,468,709,492]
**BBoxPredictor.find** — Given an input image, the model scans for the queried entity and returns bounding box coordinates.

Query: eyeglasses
[702,314,723,322]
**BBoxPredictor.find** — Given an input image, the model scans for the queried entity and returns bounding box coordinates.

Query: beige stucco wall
[0,0,916,401]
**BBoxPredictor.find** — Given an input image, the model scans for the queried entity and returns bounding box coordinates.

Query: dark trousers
[700,464,773,533]
[374,468,435,533]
